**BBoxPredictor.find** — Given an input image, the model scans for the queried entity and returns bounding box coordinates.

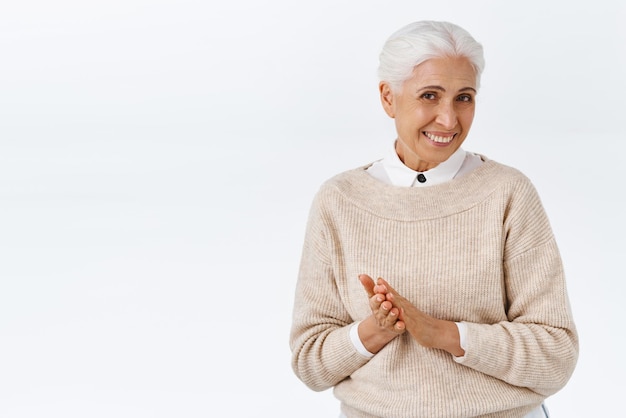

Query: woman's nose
[435,103,457,129]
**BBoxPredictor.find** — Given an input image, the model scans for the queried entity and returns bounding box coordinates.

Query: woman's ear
[379,82,395,118]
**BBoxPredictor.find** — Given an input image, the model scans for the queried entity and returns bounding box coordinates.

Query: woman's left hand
[372,276,465,357]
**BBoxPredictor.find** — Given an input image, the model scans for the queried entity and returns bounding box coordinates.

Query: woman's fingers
[362,275,406,335]
[358,274,376,298]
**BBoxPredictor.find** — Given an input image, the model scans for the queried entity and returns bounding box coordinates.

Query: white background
[1,1,624,417]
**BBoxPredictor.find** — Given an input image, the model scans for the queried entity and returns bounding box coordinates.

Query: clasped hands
[357,274,464,357]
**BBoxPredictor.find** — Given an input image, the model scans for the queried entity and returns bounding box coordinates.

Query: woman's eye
[421,93,437,100]
[457,94,473,102]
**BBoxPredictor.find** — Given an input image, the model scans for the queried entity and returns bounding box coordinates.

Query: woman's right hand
[357,274,405,353]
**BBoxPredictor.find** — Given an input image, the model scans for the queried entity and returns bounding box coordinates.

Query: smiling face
[380,56,477,172]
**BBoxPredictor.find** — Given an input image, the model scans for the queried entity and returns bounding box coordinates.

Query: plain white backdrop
[1,1,624,417]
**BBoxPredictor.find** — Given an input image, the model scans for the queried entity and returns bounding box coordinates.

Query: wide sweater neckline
[324,157,524,222]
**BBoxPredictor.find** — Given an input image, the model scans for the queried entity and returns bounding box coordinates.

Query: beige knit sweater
[290,157,578,418]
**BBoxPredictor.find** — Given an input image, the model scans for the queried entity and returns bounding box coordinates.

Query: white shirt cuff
[349,321,375,358]
[454,322,468,360]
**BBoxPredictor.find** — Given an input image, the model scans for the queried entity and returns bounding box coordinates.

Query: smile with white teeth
[424,132,455,143]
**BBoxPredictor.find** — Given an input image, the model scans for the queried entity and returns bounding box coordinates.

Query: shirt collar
[384,140,467,187]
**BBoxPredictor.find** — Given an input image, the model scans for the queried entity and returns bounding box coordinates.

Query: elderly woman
[289,20,578,418]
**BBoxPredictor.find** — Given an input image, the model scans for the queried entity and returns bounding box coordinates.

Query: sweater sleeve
[455,178,579,396]
[289,190,371,391]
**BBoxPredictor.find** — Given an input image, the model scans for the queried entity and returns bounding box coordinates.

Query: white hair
[378,21,485,92]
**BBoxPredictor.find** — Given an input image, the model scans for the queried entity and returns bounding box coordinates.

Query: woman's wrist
[357,315,399,354]
[433,319,465,357]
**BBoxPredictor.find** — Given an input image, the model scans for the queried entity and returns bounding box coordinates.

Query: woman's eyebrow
[417,85,477,93]
[417,85,446,92]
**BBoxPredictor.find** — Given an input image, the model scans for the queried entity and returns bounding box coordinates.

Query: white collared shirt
[366,140,474,187]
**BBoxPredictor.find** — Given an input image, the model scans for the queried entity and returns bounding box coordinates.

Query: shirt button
[417,174,427,183]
